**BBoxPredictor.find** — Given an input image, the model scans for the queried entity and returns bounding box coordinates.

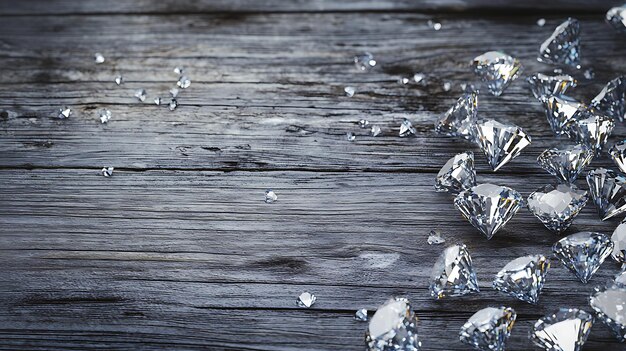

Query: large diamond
[591,76,626,122]
[531,308,594,351]
[586,168,626,220]
[473,120,531,172]
[539,95,584,136]
[454,184,522,240]
[566,108,615,153]
[538,18,580,66]
[430,244,479,299]
[365,297,422,351]
[435,91,478,140]
[472,51,522,96]
[537,144,594,183]
[459,307,516,351]
[611,221,626,263]
[553,232,614,283]
[527,73,577,99]
[589,286,626,342]
[607,5,626,34]
[609,140,626,174]
[527,184,588,234]
[435,151,476,194]
[493,255,550,304]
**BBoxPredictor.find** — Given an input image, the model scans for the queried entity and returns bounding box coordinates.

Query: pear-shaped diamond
[591,76,626,122]
[611,221,626,263]
[472,51,522,96]
[430,244,479,299]
[435,151,476,194]
[566,108,615,153]
[493,255,550,304]
[527,73,577,99]
[553,232,614,283]
[540,95,584,136]
[607,5,626,34]
[537,144,594,183]
[527,184,588,234]
[531,308,594,351]
[459,306,516,351]
[435,91,478,140]
[365,297,422,351]
[586,168,626,220]
[538,18,580,66]
[589,286,626,342]
[473,120,531,172]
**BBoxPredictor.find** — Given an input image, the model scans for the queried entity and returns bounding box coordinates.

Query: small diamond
[586,168,626,220]
[609,140,626,173]
[296,292,316,308]
[399,118,416,137]
[538,18,580,66]
[537,144,594,183]
[399,77,410,85]
[427,19,442,31]
[527,184,588,234]
[358,119,369,128]
[537,18,546,27]
[611,221,626,263]
[589,286,626,341]
[435,151,476,194]
[94,52,105,64]
[365,297,422,351]
[459,307,516,351]
[442,81,452,91]
[531,308,594,351]
[371,125,382,137]
[493,255,550,304]
[566,108,615,153]
[472,51,522,96]
[101,167,114,177]
[435,91,478,140]
[346,132,356,141]
[473,120,531,172]
[460,83,477,93]
[553,232,614,283]
[174,66,185,75]
[430,244,479,299]
[57,106,71,119]
[99,109,112,124]
[615,271,626,287]
[413,73,426,84]
[354,52,376,71]
[114,75,123,85]
[177,76,191,89]
[554,68,564,74]
[427,230,445,245]
[590,76,626,122]
[355,308,368,322]
[539,95,583,136]
[584,68,595,80]
[344,86,356,97]
[134,89,147,102]
[606,5,626,34]
[170,87,179,98]
[154,97,162,105]
[264,189,277,203]
[168,99,178,111]
[526,73,577,99]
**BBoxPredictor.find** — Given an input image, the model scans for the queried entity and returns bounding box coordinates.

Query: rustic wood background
[1,0,626,350]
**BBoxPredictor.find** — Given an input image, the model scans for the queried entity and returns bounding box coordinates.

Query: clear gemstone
[94,52,105,64]
[346,132,356,141]
[589,286,626,341]
[606,5,626,34]
[174,66,185,75]
[553,232,614,283]
[611,221,626,263]
[531,308,594,351]
[435,151,476,194]
[609,141,626,175]
[355,308,369,322]
[430,244,479,299]
[399,118,417,137]
[454,184,523,239]
[527,184,588,233]
[99,109,112,124]
[114,75,123,85]
[177,76,191,89]
[459,307,516,351]
[358,119,369,128]
[537,144,594,183]
[472,51,522,96]
[435,91,478,140]
[134,89,147,102]
[354,52,377,71]
[264,189,277,203]
[344,86,356,97]
[399,77,410,85]
[586,168,626,220]
[539,95,583,136]
[427,230,445,245]
[537,18,546,27]
[427,19,442,31]
[154,97,162,106]
[591,76,626,122]
[57,106,71,119]
[493,255,550,304]
[473,120,531,172]
[371,125,382,137]
[170,87,179,98]
[413,73,426,84]
[566,108,615,153]
[527,73,577,99]
[168,99,178,111]
[584,68,595,80]
[538,18,580,66]
[296,292,316,308]
[443,81,452,92]
[365,297,422,351]
[101,167,114,177]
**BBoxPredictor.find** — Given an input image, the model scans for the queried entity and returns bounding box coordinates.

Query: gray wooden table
[1,1,626,350]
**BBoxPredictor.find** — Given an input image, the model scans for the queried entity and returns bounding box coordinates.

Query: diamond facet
[427,230,446,245]
[358,119,369,128]
[566,108,615,153]
[296,292,316,308]
[99,109,111,124]
[591,76,626,122]
[527,73,577,99]
[493,255,550,304]
[537,144,594,183]
[57,106,71,119]
[611,221,626,263]
[538,18,580,66]
[539,95,584,136]
[586,168,626,220]
[435,91,478,140]
[355,308,369,322]
[531,308,594,351]
[134,89,147,102]
[459,306,516,351]
[435,151,476,194]
[264,189,277,203]
[101,167,114,177]
[354,52,376,71]
[609,140,626,174]
[344,86,355,97]
[472,51,522,96]
[527,184,588,234]
[473,120,531,172]
[371,125,382,137]
[365,297,422,351]
[430,244,479,299]
[589,286,626,342]
[607,5,626,34]
[399,118,417,137]
[553,232,614,283]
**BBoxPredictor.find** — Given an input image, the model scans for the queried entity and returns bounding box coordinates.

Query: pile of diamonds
[365,11,626,351]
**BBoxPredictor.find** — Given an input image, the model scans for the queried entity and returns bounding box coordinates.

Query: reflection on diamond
[591,76,626,122]
[539,95,583,136]
[531,308,594,351]
[527,73,577,100]
[589,286,626,342]
[472,51,522,96]
[538,18,580,66]
[473,120,531,172]
[430,244,479,299]
[527,184,588,233]
[611,221,626,263]
[101,167,114,177]
[586,168,626,220]
[435,151,476,194]
[459,306,516,351]
[609,140,626,174]
[537,144,594,184]
[435,91,478,140]
[606,5,626,34]
[553,232,614,283]
[365,297,422,351]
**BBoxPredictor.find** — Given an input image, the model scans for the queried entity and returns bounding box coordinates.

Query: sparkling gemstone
[264,189,277,203]
[354,52,377,71]
[591,76,626,122]
[365,297,422,351]
[539,95,583,136]
[57,106,71,119]
[443,82,452,92]
[399,77,410,85]
[584,68,595,80]
[170,87,179,98]
[427,230,445,245]
[94,52,105,64]
[612,221,626,263]
[168,99,178,111]
[399,118,417,137]
[413,73,426,84]
[430,244,479,299]
[101,167,114,177]
[538,18,580,66]
[472,51,522,96]
[346,132,356,141]
[154,97,162,106]
[427,19,442,31]
[553,232,614,283]
[174,66,185,75]
[527,184,588,234]
[296,292,316,308]
[459,307,516,351]
[610,140,626,173]
[473,120,531,172]
[537,18,546,27]
[359,119,369,128]
[527,73,577,99]
[531,308,594,351]
[566,108,615,153]
[344,86,356,97]
[114,75,123,85]
[435,151,476,194]
[355,309,368,322]
[99,109,111,124]
[589,286,626,341]
[537,144,594,183]
[134,89,147,102]
[454,184,523,239]
[606,5,626,34]
[371,125,382,137]
[554,68,564,74]
[177,76,191,89]
[493,255,549,304]
[435,91,478,140]
[586,168,626,220]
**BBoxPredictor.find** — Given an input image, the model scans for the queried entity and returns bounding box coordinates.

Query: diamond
[344,86,355,97]
[537,18,546,27]
[493,255,550,304]
[589,286,626,341]
[454,184,523,239]
[174,66,185,75]
[371,125,382,137]
[584,68,595,80]
[296,292,316,308]
[358,119,369,128]
[610,140,626,173]
[590,76,626,122]
[168,99,178,111]
[399,118,416,137]
[539,95,583,136]
[154,97,162,106]
[264,189,277,203]
[586,168,626,220]
[94,52,105,64]
[606,5,626,34]
[472,51,522,96]
[170,87,179,98]
[57,106,71,119]
[355,308,369,322]
[611,221,626,263]
[365,297,421,351]
[435,91,478,140]
[527,184,588,234]
[531,308,594,351]
[443,81,452,92]
[114,75,123,85]
[177,76,191,89]
[537,144,594,183]
[101,167,114,177]
[346,132,356,141]
[134,89,147,102]
[566,108,615,153]
[527,73,577,99]
[435,151,476,194]
[553,232,614,283]
[427,230,445,245]
[99,109,111,124]
[399,77,410,85]
[429,244,480,299]
[538,18,580,66]
[459,306,516,351]
[413,73,426,84]
[427,19,442,31]
[472,120,531,172]
[354,52,376,71]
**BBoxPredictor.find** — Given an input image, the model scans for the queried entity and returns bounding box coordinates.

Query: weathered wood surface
[0,3,625,351]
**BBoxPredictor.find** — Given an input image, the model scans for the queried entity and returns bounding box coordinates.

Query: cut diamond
[174,67,185,75]
[371,125,381,137]
[538,18,580,66]
[609,140,626,173]
[539,95,583,136]
[354,52,376,72]
[611,221,626,263]
[346,132,356,141]
[553,232,614,283]
[584,68,595,80]
[134,89,147,102]
[57,106,71,119]
[168,99,178,111]
[435,151,476,194]
[101,167,114,177]
[94,52,105,64]
[527,73,577,99]
[170,88,179,98]
[472,51,522,96]
[427,19,442,31]
[264,189,277,203]
[365,297,422,351]
[566,108,615,153]
[399,118,416,137]
[99,109,111,124]
[399,77,410,85]
[177,76,191,89]
[586,168,626,220]
[591,76,626,122]
[355,308,369,322]
[527,184,588,234]
[154,97,162,106]
[296,292,316,308]
[430,244,479,299]
[537,144,594,183]
[427,230,445,245]
[473,120,531,172]
[413,73,426,84]
[493,255,550,304]
[344,86,355,97]
[607,5,626,34]
[531,308,594,351]
[358,119,369,128]
[589,286,626,342]
[443,81,452,92]
[114,75,123,85]
[435,91,478,140]
[459,306,516,351]
[537,18,546,27]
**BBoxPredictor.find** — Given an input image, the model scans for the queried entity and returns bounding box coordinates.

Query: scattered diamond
[590,76,626,122]
[57,106,71,119]
[538,18,580,66]
[134,89,147,102]
[94,52,105,64]
[435,90,478,140]
[566,108,615,153]
[154,97,162,106]
[170,87,179,98]
[589,286,626,341]
[346,132,356,141]
[399,118,417,137]
[296,292,316,308]
[435,151,476,194]
[114,75,123,85]
[264,189,277,203]
[553,232,614,283]
[493,255,550,304]
[611,221,626,263]
[99,109,112,124]
[427,230,446,245]
[174,66,185,75]
[370,125,382,137]
[442,81,452,92]
[355,308,368,322]
[101,167,114,177]
[430,244,480,299]
[537,144,594,183]
[459,307,516,351]
[539,95,583,136]
[472,51,522,96]
[531,308,594,351]
[365,297,422,351]
[344,86,355,97]
[177,76,191,89]
[537,18,546,27]
[527,184,588,234]
[168,99,178,111]
[584,68,595,80]
[586,168,626,220]
[358,119,369,128]
[609,140,626,173]
[473,120,531,172]
[413,73,426,84]
[427,19,442,31]
[399,77,410,85]
[526,73,577,99]
[354,52,377,71]
[606,5,626,34]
